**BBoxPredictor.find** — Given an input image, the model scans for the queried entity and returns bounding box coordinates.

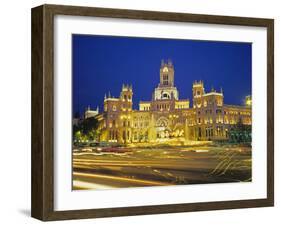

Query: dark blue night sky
[72,35,252,115]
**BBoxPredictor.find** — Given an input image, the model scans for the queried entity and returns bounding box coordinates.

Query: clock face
[163,66,169,72]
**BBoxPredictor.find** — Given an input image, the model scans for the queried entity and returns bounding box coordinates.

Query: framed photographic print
[31,4,274,221]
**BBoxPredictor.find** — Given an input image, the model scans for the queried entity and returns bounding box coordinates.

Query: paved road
[72,145,251,190]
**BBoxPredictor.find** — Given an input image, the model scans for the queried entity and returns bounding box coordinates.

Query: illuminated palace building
[92,60,251,143]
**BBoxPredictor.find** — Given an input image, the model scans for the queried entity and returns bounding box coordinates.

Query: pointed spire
[168,58,172,66]
[220,87,223,94]
[96,106,99,113]
[108,91,111,98]
[104,93,107,99]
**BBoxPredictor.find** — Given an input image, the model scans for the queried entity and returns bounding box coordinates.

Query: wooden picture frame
[31,4,274,221]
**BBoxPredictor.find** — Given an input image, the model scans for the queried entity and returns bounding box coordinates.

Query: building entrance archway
[155,117,170,138]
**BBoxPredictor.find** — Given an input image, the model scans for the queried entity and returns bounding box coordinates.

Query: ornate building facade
[95,60,252,144]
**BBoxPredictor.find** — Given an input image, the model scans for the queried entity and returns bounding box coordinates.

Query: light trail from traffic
[72,145,252,190]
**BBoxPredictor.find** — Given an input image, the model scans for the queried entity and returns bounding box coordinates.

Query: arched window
[162,93,170,99]
[163,74,169,85]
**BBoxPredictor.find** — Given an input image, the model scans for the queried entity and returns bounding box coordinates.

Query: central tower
[159,59,175,87]
[153,59,179,100]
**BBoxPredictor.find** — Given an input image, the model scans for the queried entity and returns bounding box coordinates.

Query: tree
[74,130,82,142]
[229,117,251,143]
[81,117,99,134]
[72,117,100,142]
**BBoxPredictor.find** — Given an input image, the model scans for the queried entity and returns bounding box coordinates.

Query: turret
[192,80,205,108]
[120,84,133,111]
[193,80,205,98]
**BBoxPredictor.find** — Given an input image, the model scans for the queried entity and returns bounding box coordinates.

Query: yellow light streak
[73,172,171,186]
